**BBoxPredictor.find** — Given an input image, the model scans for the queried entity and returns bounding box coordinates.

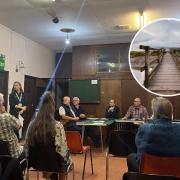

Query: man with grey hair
[0,93,23,158]
[72,96,86,119]
[127,97,180,172]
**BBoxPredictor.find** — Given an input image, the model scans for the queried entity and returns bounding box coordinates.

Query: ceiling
[132,18,180,50]
[1,0,180,51]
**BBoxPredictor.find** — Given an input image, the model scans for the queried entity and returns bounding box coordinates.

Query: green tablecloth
[76,118,115,126]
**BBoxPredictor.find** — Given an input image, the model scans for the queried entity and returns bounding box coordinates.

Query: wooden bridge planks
[148,53,180,92]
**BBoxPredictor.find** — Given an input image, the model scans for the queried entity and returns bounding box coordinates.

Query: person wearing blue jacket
[127,97,180,172]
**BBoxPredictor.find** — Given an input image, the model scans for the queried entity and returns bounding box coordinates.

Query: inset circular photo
[129,18,180,96]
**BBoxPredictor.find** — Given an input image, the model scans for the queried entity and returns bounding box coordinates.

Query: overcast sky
[131,19,180,51]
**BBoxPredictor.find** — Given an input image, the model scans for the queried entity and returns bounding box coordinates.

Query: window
[96,45,130,72]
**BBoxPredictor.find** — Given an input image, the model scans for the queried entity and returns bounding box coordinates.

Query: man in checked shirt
[122,97,149,120]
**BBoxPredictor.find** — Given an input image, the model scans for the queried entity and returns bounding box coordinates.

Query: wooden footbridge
[138,45,180,95]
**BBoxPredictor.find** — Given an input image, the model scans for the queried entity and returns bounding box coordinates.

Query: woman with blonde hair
[127,97,180,172]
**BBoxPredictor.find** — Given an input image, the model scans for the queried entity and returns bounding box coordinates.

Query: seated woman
[0,93,25,179]
[127,97,180,172]
[26,91,72,180]
[0,93,23,158]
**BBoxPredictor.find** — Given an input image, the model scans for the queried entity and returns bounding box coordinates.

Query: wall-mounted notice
[91,80,98,84]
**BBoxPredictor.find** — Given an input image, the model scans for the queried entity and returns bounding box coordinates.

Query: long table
[76,118,115,152]
[76,118,180,152]
[115,119,144,130]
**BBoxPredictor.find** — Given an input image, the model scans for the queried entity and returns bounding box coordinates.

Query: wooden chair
[65,131,94,180]
[123,172,180,180]
[140,153,180,178]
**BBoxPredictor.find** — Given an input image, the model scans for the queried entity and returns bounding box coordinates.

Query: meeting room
[1,0,180,180]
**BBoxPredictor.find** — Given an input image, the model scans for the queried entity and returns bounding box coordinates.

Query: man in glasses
[122,97,148,120]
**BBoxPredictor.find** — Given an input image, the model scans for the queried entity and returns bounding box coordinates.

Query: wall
[0,24,55,96]
[55,53,72,79]
[71,44,180,119]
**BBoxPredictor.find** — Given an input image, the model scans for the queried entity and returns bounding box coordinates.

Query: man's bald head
[63,96,70,105]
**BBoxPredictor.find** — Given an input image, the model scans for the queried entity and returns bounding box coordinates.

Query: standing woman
[9,81,28,138]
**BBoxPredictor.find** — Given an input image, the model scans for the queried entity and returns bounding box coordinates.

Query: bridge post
[144,46,150,88]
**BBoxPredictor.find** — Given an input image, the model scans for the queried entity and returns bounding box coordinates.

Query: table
[76,118,115,152]
[115,119,144,130]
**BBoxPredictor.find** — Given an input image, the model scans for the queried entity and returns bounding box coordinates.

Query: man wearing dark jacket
[72,97,86,120]
[105,99,120,119]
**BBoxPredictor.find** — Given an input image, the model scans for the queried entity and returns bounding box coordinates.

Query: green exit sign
[0,54,5,71]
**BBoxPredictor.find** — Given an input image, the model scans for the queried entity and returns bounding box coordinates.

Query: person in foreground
[0,93,25,179]
[123,97,148,120]
[26,92,72,180]
[127,97,180,172]
[105,99,120,119]
[0,93,23,158]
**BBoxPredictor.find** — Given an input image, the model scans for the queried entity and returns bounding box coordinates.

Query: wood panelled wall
[71,44,180,119]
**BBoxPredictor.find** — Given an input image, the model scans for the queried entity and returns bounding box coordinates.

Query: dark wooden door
[0,71,9,109]
[23,75,37,137]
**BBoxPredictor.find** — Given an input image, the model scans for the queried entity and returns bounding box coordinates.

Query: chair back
[65,131,83,153]
[123,172,180,180]
[28,139,67,172]
[0,155,23,180]
[108,130,136,156]
[140,153,180,178]
[0,140,10,155]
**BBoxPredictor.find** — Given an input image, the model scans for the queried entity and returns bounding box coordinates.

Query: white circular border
[129,17,180,97]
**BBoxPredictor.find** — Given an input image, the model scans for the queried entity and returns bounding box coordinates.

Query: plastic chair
[27,140,74,180]
[106,130,136,180]
[65,131,94,180]
[123,172,180,180]
[0,140,25,180]
[140,153,180,178]
[0,155,23,180]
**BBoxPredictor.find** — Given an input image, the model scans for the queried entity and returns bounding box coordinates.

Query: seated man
[105,99,120,119]
[123,97,148,120]
[59,96,81,133]
[72,97,86,120]
[127,97,180,172]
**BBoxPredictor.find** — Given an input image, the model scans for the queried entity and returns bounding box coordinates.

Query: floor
[149,52,180,93]
[25,148,128,180]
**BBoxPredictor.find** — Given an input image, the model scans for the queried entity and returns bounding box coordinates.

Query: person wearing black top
[72,97,86,120]
[9,81,28,118]
[9,81,28,139]
[105,99,120,119]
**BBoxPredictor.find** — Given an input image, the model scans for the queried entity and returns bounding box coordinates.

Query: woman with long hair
[26,91,72,180]
[9,81,28,139]
[9,81,27,118]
